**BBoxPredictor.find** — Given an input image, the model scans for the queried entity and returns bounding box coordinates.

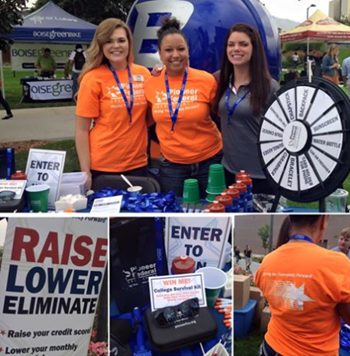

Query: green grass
[234,325,263,356]
[14,140,80,173]
[2,66,75,110]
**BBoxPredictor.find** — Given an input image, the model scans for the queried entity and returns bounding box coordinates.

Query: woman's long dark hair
[213,23,271,116]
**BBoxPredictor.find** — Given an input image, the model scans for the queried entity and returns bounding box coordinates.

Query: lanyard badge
[108,64,134,125]
[225,87,249,127]
[289,234,315,244]
[165,67,188,133]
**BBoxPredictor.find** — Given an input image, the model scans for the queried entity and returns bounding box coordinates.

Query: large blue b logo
[127,0,281,79]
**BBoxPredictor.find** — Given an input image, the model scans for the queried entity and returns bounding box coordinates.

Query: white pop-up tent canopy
[1,1,96,97]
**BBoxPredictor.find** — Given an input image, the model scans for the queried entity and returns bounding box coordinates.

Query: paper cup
[197,267,229,308]
[25,184,50,212]
[182,178,200,204]
[127,186,143,196]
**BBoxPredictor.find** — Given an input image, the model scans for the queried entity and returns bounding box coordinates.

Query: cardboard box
[260,306,271,333]
[234,275,250,310]
[249,286,265,324]
[249,286,263,301]
[253,297,266,325]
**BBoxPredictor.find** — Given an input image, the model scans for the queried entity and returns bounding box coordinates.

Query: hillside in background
[272,16,299,31]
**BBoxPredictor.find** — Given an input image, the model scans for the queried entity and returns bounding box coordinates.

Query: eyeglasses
[153,298,200,327]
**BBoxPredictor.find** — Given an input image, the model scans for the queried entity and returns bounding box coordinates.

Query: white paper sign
[90,196,122,214]
[25,149,66,210]
[149,273,206,311]
[27,80,73,101]
[0,180,26,199]
[0,217,108,356]
[165,217,231,273]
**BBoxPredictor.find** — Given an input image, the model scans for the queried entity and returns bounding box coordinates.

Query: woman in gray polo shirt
[213,23,279,194]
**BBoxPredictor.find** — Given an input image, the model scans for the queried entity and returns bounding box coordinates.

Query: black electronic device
[145,305,217,353]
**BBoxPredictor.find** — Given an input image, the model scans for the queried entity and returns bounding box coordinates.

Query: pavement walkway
[0,106,76,142]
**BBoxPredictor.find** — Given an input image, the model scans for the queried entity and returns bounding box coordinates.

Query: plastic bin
[340,348,350,356]
[59,172,87,197]
[234,299,257,338]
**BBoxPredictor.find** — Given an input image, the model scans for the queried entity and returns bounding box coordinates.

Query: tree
[31,0,135,24]
[0,0,27,50]
[258,224,270,254]
[339,15,350,27]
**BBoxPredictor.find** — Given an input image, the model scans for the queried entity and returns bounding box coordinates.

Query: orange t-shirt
[76,63,150,172]
[144,67,222,164]
[255,242,350,356]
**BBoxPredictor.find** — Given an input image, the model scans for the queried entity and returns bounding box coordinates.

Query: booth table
[20,77,73,103]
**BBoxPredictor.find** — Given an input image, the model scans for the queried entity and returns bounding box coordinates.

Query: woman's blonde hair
[327,44,339,60]
[78,18,134,84]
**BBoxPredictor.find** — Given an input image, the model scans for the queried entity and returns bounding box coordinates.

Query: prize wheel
[258,77,350,203]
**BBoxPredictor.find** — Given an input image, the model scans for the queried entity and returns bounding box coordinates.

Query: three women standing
[75,18,278,196]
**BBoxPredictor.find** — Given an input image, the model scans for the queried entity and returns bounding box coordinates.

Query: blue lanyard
[225,87,249,127]
[7,148,12,180]
[108,64,134,124]
[289,234,315,244]
[165,67,188,133]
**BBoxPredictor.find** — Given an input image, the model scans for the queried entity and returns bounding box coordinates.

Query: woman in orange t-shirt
[144,17,222,198]
[76,18,150,190]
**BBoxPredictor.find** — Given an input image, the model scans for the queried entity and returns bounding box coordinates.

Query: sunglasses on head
[153,297,200,327]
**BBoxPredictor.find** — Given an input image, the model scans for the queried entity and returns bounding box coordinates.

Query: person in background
[69,44,87,97]
[144,17,222,198]
[322,44,341,85]
[244,244,252,271]
[256,215,350,356]
[0,79,13,120]
[342,53,350,99]
[213,23,279,194]
[35,48,57,77]
[291,51,300,69]
[331,227,350,260]
[64,60,72,80]
[75,18,150,190]
[234,245,241,264]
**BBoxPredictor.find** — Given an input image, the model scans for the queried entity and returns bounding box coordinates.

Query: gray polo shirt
[331,246,350,260]
[218,78,279,178]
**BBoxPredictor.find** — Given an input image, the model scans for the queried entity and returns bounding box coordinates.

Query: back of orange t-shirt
[144,67,222,164]
[76,63,150,172]
[255,242,350,356]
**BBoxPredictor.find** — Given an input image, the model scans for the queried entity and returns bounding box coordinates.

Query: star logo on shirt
[0,330,5,336]
[271,281,314,311]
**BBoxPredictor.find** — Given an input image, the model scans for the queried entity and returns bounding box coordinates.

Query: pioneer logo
[288,125,301,147]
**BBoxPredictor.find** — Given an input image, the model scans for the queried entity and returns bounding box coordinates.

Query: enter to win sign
[165,217,231,272]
